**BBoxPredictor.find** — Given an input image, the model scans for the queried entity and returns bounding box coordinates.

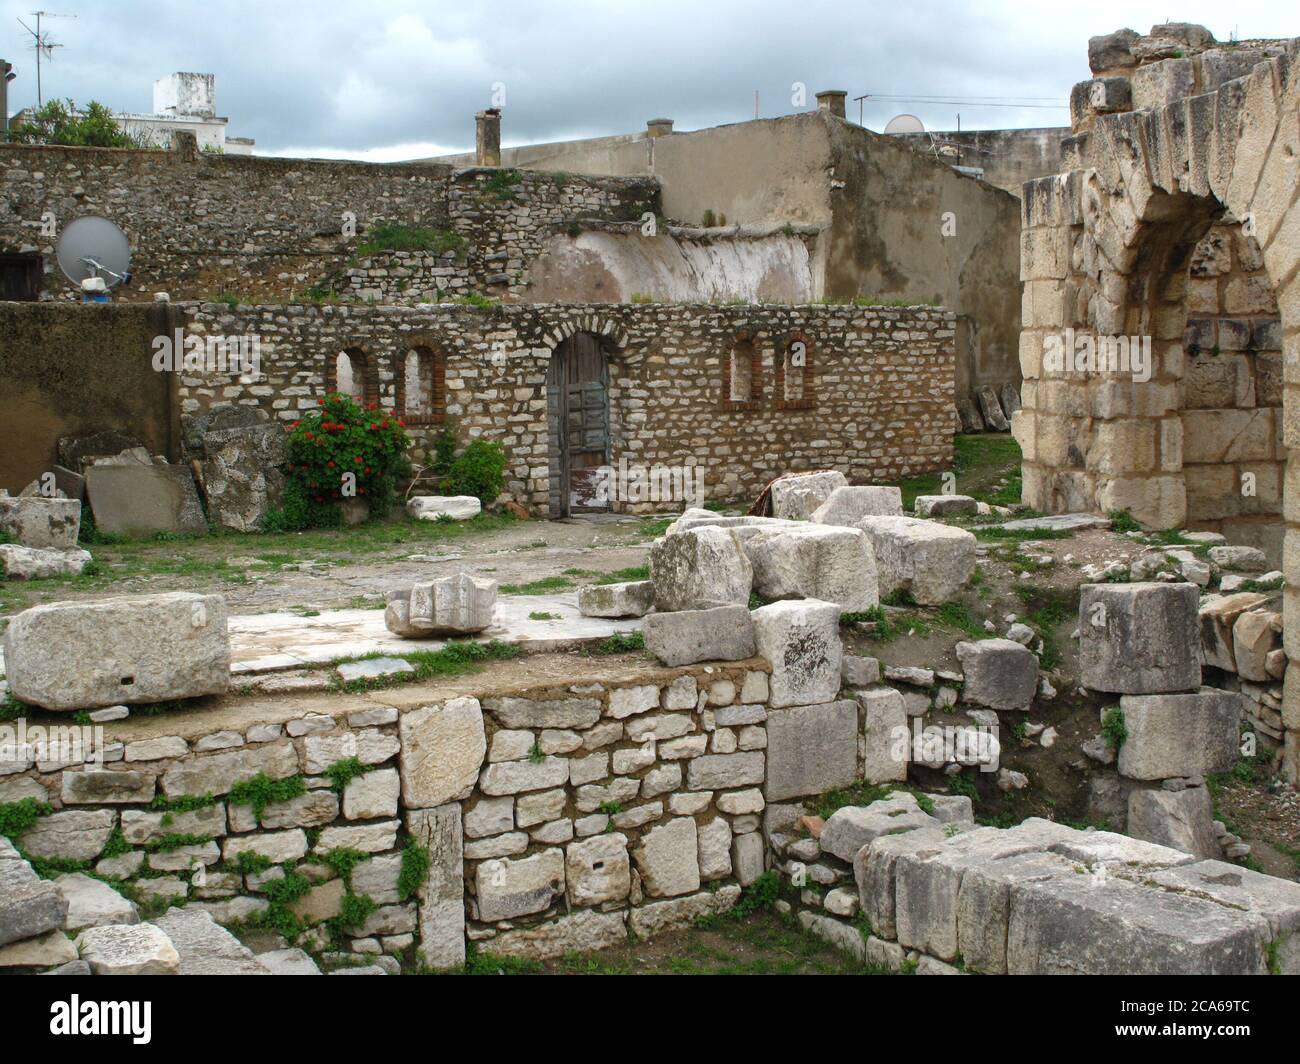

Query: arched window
[776,331,815,410]
[401,345,446,424]
[721,330,762,410]
[328,346,377,405]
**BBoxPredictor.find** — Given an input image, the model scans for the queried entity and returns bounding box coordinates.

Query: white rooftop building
[117,72,254,154]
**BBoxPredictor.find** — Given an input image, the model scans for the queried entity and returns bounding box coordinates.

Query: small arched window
[721,330,762,411]
[401,345,446,424]
[329,346,377,405]
[776,331,815,410]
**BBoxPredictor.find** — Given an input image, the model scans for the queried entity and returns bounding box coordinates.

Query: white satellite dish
[883,113,925,135]
[56,216,132,298]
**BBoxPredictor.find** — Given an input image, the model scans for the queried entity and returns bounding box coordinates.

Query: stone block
[19,810,115,862]
[3,592,229,712]
[764,699,858,801]
[0,838,67,947]
[751,598,842,708]
[1200,592,1270,672]
[856,516,976,605]
[955,639,1039,710]
[76,922,181,976]
[632,817,700,898]
[822,793,936,863]
[1079,582,1200,694]
[649,526,752,612]
[578,580,655,618]
[642,605,755,667]
[731,832,766,886]
[0,545,92,581]
[770,471,848,520]
[565,833,631,907]
[913,494,978,517]
[198,415,287,533]
[399,696,486,808]
[859,687,908,783]
[1233,609,1281,682]
[809,485,903,526]
[1116,689,1244,780]
[386,574,496,636]
[406,803,465,969]
[406,495,482,521]
[0,496,81,549]
[85,462,208,537]
[746,524,879,612]
[1127,786,1222,859]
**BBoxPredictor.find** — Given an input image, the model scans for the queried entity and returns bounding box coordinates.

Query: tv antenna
[56,216,131,302]
[16,10,75,107]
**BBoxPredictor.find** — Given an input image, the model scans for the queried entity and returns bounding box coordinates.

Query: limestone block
[0,496,81,549]
[77,922,180,976]
[482,697,602,729]
[406,804,465,969]
[955,639,1039,710]
[150,909,270,975]
[976,385,1009,430]
[0,545,92,580]
[649,526,752,612]
[821,793,936,863]
[642,605,755,667]
[1116,689,1245,780]
[856,516,976,605]
[1200,592,1270,672]
[19,810,115,862]
[85,462,208,537]
[1233,609,1281,683]
[3,592,229,712]
[746,524,879,612]
[488,909,626,960]
[386,573,496,637]
[578,580,654,618]
[751,599,842,708]
[859,687,908,783]
[913,495,978,517]
[53,873,138,932]
[406,495,482,521]
[632,817,700,898]
[198,415,287,533]
[731,832,766,886]
[476,848,565,921]
[764,699,858,801]
[343,768,400,820]
[0,838,68,947]
[565,833,631,907]
[698,817,733,880]
[1127,786,1222,859]
[399,696,487,808]
[809,485,903,526]
[770,471,848,520]
[1079,582,1200,694]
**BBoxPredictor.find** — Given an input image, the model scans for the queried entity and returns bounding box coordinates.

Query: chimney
[816,90,847,119]
[475,108,501,167]
[646,117,674,138]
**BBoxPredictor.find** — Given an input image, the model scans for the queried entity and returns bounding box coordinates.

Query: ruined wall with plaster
[176,301,956,513]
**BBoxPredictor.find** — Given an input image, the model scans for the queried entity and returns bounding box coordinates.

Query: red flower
[354,456,363,464]
[327,460,336,468]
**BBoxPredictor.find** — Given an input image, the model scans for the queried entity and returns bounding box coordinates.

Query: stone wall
[893,127,1069,197]
[0,144,657,302]
[176,301,956,512]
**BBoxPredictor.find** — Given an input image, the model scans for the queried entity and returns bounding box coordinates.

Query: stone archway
[1014,45,1299,780]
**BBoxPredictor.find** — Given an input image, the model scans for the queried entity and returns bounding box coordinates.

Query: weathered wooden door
[547,333,610,517]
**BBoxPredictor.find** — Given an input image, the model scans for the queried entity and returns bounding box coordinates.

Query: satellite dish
[883,113,925,135]
[56,217,132,296]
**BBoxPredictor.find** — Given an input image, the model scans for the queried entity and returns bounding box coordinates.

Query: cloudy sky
[1,1,1294,160]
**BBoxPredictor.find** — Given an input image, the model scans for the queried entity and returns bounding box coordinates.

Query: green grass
[889,433,1022,509]
[357,223,465,256]
[499,575,574,595]
[332,639,521,692]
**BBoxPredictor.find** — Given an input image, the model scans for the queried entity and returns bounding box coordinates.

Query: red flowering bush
[276,393,411,528]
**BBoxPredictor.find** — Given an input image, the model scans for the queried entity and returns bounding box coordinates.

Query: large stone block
[632,817,700,898]
[3,592,229,711]
[85,462,208,538]
[955,639,1039,710]
[0,838,67,947]
[856,827,952,941]
[76,922,181,976]
[405,803,465,970]
[1232,608,1281,682]
[770,471,848,520]
[386,574,496,637]
[150,909,268,975]
[751,599,842,708]
[1005,872,1268,974]
[955,851,1077,974]
[161,741,297,799]
[1116,689,1244,780]
[565,832,631,907]
[399,696,486,808]
[1199,592,1270,673]
[578,580,654,618]
[198,414,287,533]
[406,495,482,521]
[1079,582,1200,694]
[859,687,908,783]
[810,485,903,526]
[764,699,858,801]
[822,793,936,862]
[0,496,81,549]
[1127,786,1221,859]
[649,526,752,612]
[475,849,565,921]
[19,810,116,862]
[746,525,879,612]
[856,516,975,605]
[642,605,755,667]
[0,545,92,581]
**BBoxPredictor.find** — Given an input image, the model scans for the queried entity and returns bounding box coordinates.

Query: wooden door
[547,333,609,516]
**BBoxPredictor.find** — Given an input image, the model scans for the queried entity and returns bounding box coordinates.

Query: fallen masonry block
[746,524,879,612]
[810,485,903,526]
[1127,786,1222,859]
[85,461,208,538]
[578,580,654,618]
[151,909,272,974]
[751,599,842,708]
[76,922,181,976]
[1208,545,1267,572]
[3,592,229,711]
[386,573,496,636]
[0,545,92,580]
[821,793,936,862]
[406,495,483,521]
[663,508,803,537]
[196,409,287,533]
[1116,689,1244,780]
[0,838,68,947]
[997,513,1110,532]
[0,496,82,549]
[913,494,978,517]
[955,639,1039,710]
[650,526,752,612]
[54,873,139,932]
[976,385,1009,431]
[769,471,848,520]
[1230,608,1280,682]
[1146,860,1300,975]
[1005,871,1269,974]
[642,604,755,666]
[1078,582,1200,694]
[856,516,975,605]
[1199,592,1270,672]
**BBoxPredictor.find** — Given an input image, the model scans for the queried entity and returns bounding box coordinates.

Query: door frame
[547,332,612,518]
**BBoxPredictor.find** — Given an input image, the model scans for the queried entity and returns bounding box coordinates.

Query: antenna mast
[16,10,75,107]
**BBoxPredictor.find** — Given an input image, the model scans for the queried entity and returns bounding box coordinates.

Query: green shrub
[9,99,139,147]
[443,438,507,506]
[357,223,465,256]
[281,392,411,525]
[1102,707,1128,750]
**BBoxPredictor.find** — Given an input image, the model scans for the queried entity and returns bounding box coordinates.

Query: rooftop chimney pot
[476,109,501,167]
[816,90,847,119]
